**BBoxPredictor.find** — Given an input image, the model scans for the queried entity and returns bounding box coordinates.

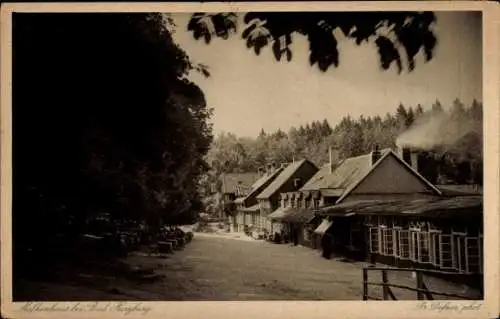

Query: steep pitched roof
[301,149,391,192]
[256,160,317,200]
[335,150,442,203]
[219,172,259,194]
[249,168,284,194]
[300,148,441,203]
[234,168,285,206]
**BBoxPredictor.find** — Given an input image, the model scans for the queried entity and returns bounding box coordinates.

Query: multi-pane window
[439,234,454,269]
[418,232,431,263]
[365,218,482,275]
[399,230,410,259]
[429,231,441,266]
[465,236,481,274]
[380,227,394,255]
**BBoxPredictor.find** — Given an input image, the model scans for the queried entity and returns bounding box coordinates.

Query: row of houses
[217,145,483,278]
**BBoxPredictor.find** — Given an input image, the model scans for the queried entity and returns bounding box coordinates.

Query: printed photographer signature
[415,301,483,313]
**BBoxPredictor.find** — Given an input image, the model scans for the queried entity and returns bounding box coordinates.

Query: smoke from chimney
[396,111,482,150]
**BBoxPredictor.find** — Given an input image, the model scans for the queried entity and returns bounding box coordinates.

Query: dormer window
[313,199,320,209]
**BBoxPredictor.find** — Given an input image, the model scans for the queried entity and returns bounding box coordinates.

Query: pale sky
[172,12,482,138]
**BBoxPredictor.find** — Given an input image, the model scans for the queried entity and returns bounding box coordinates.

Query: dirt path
[15,234,482,301]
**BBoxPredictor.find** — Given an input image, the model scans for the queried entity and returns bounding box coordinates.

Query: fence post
[382,270,389,300]
[363,268,368,300]
[416,271,424,300]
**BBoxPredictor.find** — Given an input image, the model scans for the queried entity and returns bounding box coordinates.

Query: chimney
[370,144,382,166]
[266,163,273,175]
[400,147,412,167]
[257,167,264,177]
[271,163,277,173]
[329,147,340,173]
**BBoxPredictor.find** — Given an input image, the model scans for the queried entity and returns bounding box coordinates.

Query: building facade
[258,159,319,233]
[313,146,483,281]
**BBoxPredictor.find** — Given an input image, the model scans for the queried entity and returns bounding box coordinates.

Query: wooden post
[363,268,368,301]
[416,271,424,300]
[382,270,389,300]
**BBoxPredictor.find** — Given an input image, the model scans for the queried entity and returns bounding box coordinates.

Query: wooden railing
[362,266,476,301]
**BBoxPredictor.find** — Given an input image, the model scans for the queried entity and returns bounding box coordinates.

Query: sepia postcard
[1,2,499,319]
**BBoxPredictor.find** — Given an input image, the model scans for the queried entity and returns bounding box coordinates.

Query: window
[454,234,467,273]
[313,199,320,209]
[283,200,287,208]
[381,228,394,255]
[408,229,431,263]
[399,230,410,259]
[429,232,441,266]
[418,232,431,263]
[369,227,380,253]
[439,234,454,269]
[251,212,257,226]
[465,237,481,274]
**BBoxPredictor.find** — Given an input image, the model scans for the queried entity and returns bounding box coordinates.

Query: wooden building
[233,166,284,232]
[257,159,319,233]
[218,172,259,222]
[313,146,483,279]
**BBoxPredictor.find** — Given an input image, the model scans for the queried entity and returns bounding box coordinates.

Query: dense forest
[13,13,213,277]
[203,98,483,200]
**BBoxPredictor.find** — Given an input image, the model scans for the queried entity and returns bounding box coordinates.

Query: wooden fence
[362,266,476,300]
